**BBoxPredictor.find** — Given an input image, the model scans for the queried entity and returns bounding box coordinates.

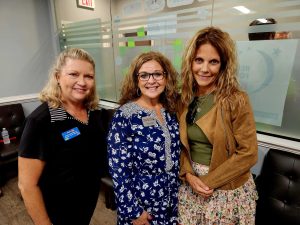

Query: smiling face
[192,43,221,95]
[137,60,166,102]
[57,58,95,105]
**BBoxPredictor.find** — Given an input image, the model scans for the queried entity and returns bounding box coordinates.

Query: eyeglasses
[137,71,166,81]
[186,97,198,125]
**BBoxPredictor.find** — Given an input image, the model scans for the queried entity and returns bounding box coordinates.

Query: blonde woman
[18,48,106,225]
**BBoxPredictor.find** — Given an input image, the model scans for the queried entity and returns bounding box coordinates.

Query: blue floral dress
[107,102,181,225]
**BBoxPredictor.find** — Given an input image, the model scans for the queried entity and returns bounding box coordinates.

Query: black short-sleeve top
[19,102,107,196]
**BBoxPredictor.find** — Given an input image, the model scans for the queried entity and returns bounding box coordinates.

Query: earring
[136,88,141,96]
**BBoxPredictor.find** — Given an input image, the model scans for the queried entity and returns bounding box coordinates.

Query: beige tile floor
[0,177,117,225]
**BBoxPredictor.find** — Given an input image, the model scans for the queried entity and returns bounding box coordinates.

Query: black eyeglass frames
[137,71,166,81]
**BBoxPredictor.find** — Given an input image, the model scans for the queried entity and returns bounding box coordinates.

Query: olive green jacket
[179,92,258,190]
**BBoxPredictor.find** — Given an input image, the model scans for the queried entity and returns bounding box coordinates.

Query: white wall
[0,0,58,99]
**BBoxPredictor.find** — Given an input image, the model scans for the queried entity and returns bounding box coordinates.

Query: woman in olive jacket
[178,27,258,225]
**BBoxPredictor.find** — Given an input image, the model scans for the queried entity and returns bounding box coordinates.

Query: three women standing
[18,26,258,225]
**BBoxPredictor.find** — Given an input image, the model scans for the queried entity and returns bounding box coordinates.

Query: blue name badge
[61,127,81,141]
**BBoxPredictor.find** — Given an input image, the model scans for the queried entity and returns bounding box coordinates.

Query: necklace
[67,110,90,125]
[196,90,214,113]
[62,104,89,125]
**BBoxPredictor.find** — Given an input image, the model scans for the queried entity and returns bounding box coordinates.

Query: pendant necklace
[196,90,214,113]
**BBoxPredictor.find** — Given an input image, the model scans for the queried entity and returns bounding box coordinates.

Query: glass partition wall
[56,0,300,141]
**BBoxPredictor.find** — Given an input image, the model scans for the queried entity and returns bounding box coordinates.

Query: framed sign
[77,0,95,10]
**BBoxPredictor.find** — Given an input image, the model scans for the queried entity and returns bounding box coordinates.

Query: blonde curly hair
[39,48,99,109]
[119,51,179,113]
[181,26,243,108]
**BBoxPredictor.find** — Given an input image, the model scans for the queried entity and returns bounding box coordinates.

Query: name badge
[61,127,81,141]
[142,116,156,127]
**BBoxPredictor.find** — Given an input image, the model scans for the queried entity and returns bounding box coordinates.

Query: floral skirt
[178,162,258,225]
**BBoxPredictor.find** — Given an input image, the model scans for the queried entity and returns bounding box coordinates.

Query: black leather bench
[255,148,300,225]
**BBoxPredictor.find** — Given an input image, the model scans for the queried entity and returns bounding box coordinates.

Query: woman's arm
[107,109,144,221]
[201,93,258,189]
[18,157,52,225]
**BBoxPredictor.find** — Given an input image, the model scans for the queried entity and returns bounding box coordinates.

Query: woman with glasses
[107,51,181,225]
[178,27,258,225]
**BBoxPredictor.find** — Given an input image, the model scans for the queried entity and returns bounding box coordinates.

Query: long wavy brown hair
[119,51,179,113]
[181,26,243,108]
[39,48,99,109]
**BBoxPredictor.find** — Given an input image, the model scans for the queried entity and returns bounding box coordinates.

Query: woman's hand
[132,211,152,225]
[186,173,214,197]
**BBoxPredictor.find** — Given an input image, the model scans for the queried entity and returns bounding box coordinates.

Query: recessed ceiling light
[233,6,251,14]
